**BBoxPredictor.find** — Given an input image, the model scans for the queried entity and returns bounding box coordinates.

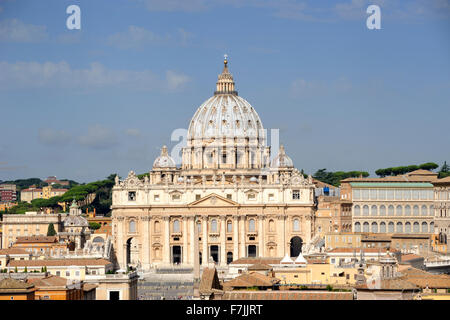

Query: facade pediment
[188,193,238,207]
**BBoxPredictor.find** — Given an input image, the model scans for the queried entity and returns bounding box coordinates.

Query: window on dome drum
[222,153,227,164]
[248,193,256,200]
[268,193,274,201]
[154,194,160,201]
[292,190,300,200]
[128,191,136,201]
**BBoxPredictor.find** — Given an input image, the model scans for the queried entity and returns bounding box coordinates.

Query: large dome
[187,58,264,141]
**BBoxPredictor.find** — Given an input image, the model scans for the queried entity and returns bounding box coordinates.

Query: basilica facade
[111,58,316,271]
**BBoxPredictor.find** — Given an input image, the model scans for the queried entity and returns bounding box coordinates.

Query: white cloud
[38,128,72,146]
[166,70,190,90]
[124,128,141,137]
[78,124,118,150]
[107,26,193,49]
[0,19,48,43]
[0,61,190,92]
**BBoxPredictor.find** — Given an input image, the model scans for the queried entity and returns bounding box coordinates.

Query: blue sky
[0,0,449,183]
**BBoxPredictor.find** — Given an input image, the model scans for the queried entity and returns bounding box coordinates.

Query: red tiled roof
[221,291,353,300]
[15,236,57,244]
[0,248,30,255]
[8,258,112,267]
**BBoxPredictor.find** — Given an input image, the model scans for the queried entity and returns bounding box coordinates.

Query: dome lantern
[214,54,238,96]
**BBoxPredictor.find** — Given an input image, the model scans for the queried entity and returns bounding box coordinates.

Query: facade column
[202,216,208,266]
[258,215,264,257]
[283,214,287,256]
[220,215,226,266]
[239,216,246,258]
[115,216,124,269]
[183,216,188,265]
[233,215,239,262]
[142,215,150,270]
[189,216,195,266]
[163,216,170,265]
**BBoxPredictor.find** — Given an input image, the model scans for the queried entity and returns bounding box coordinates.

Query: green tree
[89,222,101,230]
[47,223,56,236]
[24,266,27,273]
[419,162,439,171]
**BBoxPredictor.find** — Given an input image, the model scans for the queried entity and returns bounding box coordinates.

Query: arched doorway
[290,236,303,257]
[172,246,182,264]
[227,252,233,264]
[210,245,219,263]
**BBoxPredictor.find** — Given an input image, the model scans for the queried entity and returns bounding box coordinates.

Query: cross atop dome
[215,55,238,96]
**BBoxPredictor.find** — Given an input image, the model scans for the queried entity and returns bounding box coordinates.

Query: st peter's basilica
[111,57,316,271]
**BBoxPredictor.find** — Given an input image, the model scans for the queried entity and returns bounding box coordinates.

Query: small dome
[249,176,258,183]
[271,145,294,168]
[153,145,176,169]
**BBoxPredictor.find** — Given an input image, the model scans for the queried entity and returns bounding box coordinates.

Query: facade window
[173,220,180,233]
[56,271,60,276]
[371,205,378,216]
[353,189,361,200]
[128,191,136,201]
[293,219,300,232]
[195,194,201,200]
[380,205,386,216]
[421,205,428,216]
[380,222,386,233]
[405,222,411,233]
[268,193,274,201]
[363,205,369,216]
[226,194,232,200]
[396,205,403,216]
[386,190,394,200]
[371,222,378,233]
[396,222,403,233]
[248,193,256,200]
[405,205,411,216]
[269,219,275,232]
[129,220,136,233]
[362,190,369,200]
[370,189,377,200]
[66,271,70,277]
[292,190,300,200]
[197,221,202,233]
[354,205,360,216]
[413,222,420,233]
[154,221,160,233]
[211,219,218,233]
[248,219,256,232]
[413,205,419,216]
[172,193,181,201]
[388,222,394,233]
[403,189,411,200]
[227,221,232,233]
[153,194,160,201]
[388,205,394,216]
[378,189,386,200]
[363,222,369,233]
[395,189,402,200]
[421,222,428,233]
